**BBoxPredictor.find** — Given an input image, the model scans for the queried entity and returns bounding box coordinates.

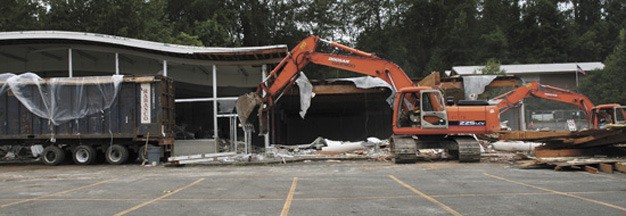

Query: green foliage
[41,0,173,42]
[171,32,204,46]
[480,59,505,75]
[0,0,624,81]
[579,29,626,104]
[0,0,43,31]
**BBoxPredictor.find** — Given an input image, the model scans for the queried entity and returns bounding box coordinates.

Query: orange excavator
[237,35,501,163]
[492,82,625,129]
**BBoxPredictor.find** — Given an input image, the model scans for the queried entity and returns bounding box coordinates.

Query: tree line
[1,0,625,103]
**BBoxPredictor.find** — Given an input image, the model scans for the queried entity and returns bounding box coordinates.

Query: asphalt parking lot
[0,161,625,216]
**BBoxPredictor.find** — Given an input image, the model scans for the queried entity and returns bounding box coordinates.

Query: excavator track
[391,135,418,164]
[454,136,481,162]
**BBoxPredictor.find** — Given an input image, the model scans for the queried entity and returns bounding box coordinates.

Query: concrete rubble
[169,137,396,165]
[170,137,541,165]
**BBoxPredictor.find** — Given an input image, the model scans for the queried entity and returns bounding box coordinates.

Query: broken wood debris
[515,157,626,174]
[497,126,626,149]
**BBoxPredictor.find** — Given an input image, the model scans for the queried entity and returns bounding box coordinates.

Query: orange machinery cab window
[397,90,448,129]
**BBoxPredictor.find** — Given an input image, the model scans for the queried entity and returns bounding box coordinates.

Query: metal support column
[115,53,120,75]
[261,64,270,150]
[163,60,168,77]
[212,65,218,153]
[519,102,527,131]
[68,48,73,77]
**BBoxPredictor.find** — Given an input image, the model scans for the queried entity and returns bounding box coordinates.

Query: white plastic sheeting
[295,72,313,118]
[328,76,395,105]
[296,75,394,118]
[490,141,543,151]
[462,75,497,100]
[0,73,123,125]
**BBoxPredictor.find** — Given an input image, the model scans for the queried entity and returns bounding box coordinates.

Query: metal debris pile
[267,137,394,162]
[168,137,395,165]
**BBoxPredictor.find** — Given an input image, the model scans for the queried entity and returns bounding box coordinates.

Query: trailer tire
[105,144,129,165]
[72,145,97,165]
[42,146,65,166]
[138,145,148,162]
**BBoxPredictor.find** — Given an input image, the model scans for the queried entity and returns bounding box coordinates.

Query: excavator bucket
[236,92,262,124]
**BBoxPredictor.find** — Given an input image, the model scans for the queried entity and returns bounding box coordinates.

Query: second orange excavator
[237,35,501,163]
[492,82,625,129]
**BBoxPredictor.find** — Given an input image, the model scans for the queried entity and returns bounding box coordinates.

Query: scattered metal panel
[168,152,237,165]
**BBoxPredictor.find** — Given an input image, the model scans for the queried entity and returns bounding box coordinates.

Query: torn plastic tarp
[328,76,395,105]
[0,72,123,125]
[296,75,394,118]
[462,75,497,100]
[295,72,313,118]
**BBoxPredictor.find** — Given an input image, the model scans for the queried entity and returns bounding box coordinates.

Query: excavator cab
[591,105,626,128]
[615,106,626,125]
[396,89,448,129]
[593,105,626,128]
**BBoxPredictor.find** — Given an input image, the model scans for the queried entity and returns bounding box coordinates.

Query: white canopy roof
[452,62,605,75]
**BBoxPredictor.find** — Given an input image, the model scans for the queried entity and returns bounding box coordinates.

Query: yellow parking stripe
[389,175,462,216]
[1,178,115,208]
[280,177,298,216]
[113,178,205,216]
[484,173,626,212]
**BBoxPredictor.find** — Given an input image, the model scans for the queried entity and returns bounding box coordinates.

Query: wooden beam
[313,85,386,95]
[584,166,598,174]
[76,50,98,62]
[599,163,614,174]
[0,52,26,62]
[498,131,571,141]
[616,163,626,173]
[39,51,63,61]
[238,66,249,77]
[440,77,519,90]
[535,148,599,158]
[485,79,519,87]
[118,54,135,64]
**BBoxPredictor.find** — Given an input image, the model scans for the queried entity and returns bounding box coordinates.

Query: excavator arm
[237,35,414,130]
[493,82,595,120]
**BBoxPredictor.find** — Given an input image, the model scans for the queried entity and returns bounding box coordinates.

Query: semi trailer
[0,73,175,165]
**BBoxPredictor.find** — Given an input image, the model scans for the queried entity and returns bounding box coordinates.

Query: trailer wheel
[138,145,148,162]
[105,144,129,165]
[72,145,97,165]
[42,146,65,166]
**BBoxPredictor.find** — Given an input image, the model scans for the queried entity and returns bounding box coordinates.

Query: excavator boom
[236,35,413,127]
[493,82,595,120]
[237,35,500,163]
